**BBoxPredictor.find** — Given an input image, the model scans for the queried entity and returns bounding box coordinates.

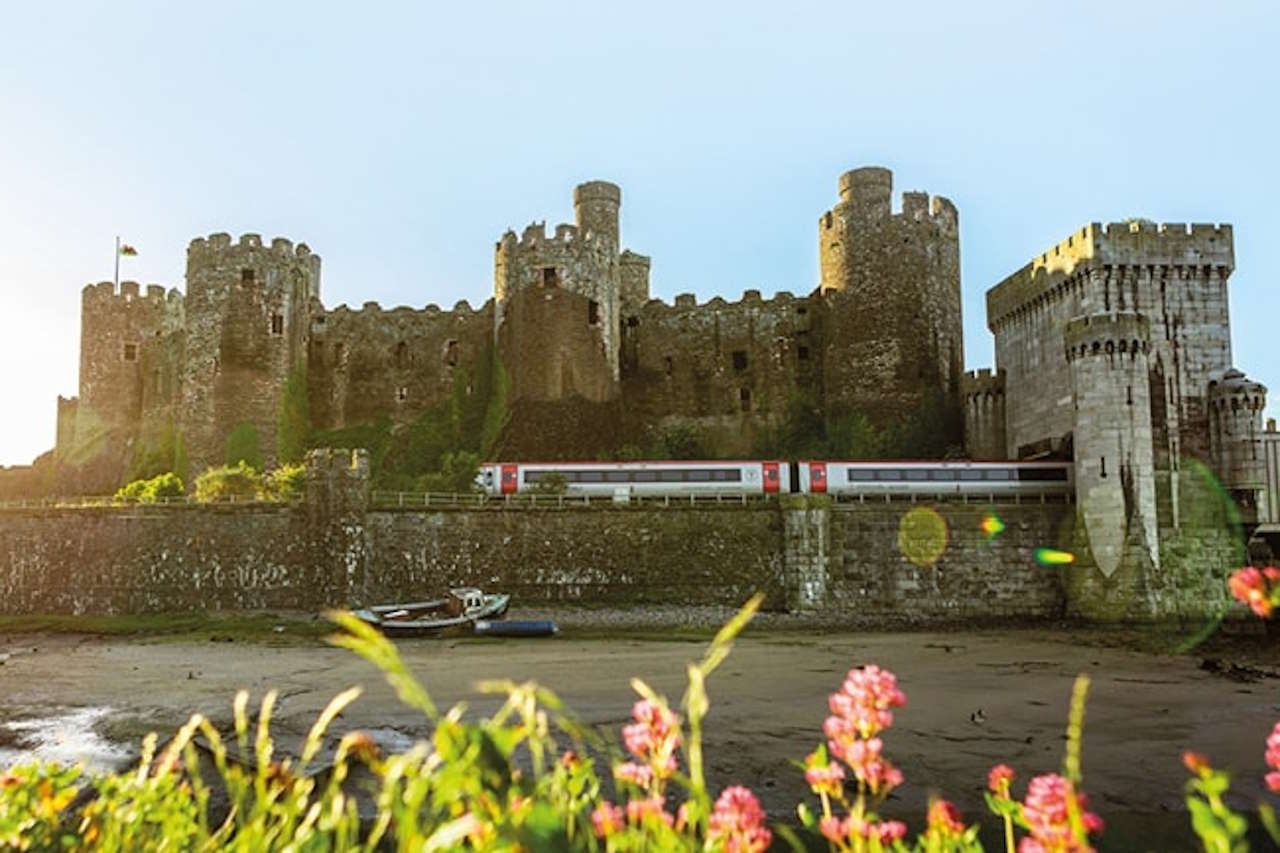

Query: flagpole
[114,235,120,289]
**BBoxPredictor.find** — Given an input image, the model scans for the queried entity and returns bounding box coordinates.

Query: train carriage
[797,460,1072,498]
[475,460,790,497]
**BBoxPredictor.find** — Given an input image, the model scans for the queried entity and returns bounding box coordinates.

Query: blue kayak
[473,619,558,638]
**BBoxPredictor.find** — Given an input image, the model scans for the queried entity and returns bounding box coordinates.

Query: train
[474,460,1072,498]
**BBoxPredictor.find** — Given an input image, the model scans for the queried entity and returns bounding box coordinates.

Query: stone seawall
[0,499,1078,619]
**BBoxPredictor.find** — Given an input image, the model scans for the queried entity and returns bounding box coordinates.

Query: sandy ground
[2,622,1278,851]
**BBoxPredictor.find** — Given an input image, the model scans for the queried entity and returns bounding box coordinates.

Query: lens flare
[898,507,948,568]
[1035,548,1075,566]
[979,513,1005,539]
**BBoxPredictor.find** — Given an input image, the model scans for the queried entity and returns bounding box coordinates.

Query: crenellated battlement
[187,232,316,260]
[81,280,183,308]
[639,288,804,314]
[1208,368,1267,411]
[960,367,1006,397]
[1063,312,1151,362]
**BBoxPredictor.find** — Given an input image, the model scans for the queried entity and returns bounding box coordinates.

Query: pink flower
[1182,751,1211,775]
[622,699,681,781]
[819,815,848,843]
[1021,773,1102,852]
[989,763,1016,796]
[1265,567,1280,583]
[1228,567,1274,618]
[927,798,966,835]
[870,820,908,843]
[1267,772,1280,793]
[803,750,845,796]
[827,665,907,740]
[613,762,654,788]
[1266,721,1280,771]
[708,786,772,853]
[592,801,624,838]
[625,795,674,827]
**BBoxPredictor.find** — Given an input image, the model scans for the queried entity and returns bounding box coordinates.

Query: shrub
[193,462,261,503]
[261,463,306,502]
[275,367,311,465]
[415,450,482,494]
[114,471,185,503]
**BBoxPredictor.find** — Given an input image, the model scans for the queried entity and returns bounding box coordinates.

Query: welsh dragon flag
[119,244,137,256]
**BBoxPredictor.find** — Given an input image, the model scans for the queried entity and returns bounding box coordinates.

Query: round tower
[181,233,322,473]
[837,166,893,222]
[573,181,621,245]
[1064,312,1159,582]
[1207,368,1267,515]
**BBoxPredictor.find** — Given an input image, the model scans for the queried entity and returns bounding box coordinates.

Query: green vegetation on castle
[224,423,264,470]
[275,366,311,465]
[114,472,184,503]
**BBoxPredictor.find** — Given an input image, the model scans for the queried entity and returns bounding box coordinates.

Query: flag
[119,244,138,256]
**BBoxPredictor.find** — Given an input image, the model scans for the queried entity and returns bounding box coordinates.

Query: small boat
[352,587,510,635]
[473,619,558,638]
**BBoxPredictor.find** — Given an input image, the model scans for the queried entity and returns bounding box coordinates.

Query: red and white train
[475,460,1071,498]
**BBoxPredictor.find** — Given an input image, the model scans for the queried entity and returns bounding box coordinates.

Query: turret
[961,368,1007,460]
[1064,312,1159,581]
[1207,368,1267,519]
[573,180,621,246]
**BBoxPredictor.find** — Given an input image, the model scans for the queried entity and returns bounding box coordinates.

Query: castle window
[444,340,459,367]
[739,387,752,412]
[334,342,345,365]
[796,307,807,316]
[798,345,810,362]
[664,356,674,377]
[588,300,599,325]
[1126,385,1133,405]
[626,316,639,328]
[123,343,137,362]
[241,268,255,284]
[732,350,747,372]
[271,313,284,335]
[542,267,558,288]
[1100,456,1107,478]
[396,386,408,402]
[396,341,409,368]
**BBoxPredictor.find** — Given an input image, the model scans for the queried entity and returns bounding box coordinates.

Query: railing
[0,490,1074,511]
[368,491,777,509]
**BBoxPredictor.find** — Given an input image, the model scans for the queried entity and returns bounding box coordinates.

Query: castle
[24,166,1280,575]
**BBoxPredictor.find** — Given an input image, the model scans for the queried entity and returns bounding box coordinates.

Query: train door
[500,464,518,495]
[763,462,781,494]
[808,462,827,493]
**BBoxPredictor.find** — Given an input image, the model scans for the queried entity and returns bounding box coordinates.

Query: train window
[710,469,743,481]
[905,470,928,481]
[1017,467,1069,481]
[959,470,984,481]
[658,470,684,482]
[687,470,711,481]
[876,470,904,480]
[606,471,629,483]
[985,469,1013,480]
[929,470,957,480]
[633,471,657,482]
[847,469,875,480]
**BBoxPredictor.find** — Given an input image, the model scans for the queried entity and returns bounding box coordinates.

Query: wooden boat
[473,619,558,638]
[352,587,510,635]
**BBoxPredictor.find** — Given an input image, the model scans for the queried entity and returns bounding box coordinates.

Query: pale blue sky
[1,1,1276,465]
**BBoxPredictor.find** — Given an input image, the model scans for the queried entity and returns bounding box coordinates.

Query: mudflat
[1,623,1276,851]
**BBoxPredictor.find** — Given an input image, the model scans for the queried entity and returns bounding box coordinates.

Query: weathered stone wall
[827,502,1070,623]
[961,368,1007,461]
[307,300,493,431]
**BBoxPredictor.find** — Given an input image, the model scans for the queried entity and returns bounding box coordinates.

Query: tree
[225,422,263,470]
[275,367,311,465]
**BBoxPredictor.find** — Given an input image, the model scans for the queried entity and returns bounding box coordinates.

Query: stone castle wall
[307,299,493,431]
[987,222,1234,461]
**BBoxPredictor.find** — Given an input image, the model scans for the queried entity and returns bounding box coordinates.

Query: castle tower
[1207,368,1267,520]
[960,368,1007,460]
[493,181,648,404]
[65,280,184,486]
[1064,312,1159,583]
[816,166,964,436]
[180,234,321,474]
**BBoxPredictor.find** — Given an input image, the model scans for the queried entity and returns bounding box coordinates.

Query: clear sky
[1,1,1276,466]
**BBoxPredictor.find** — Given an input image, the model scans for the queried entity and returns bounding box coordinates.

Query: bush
[114,472,185,503]
[193,462,261,503]
[415,450,482,494]
[262,463,306,502]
